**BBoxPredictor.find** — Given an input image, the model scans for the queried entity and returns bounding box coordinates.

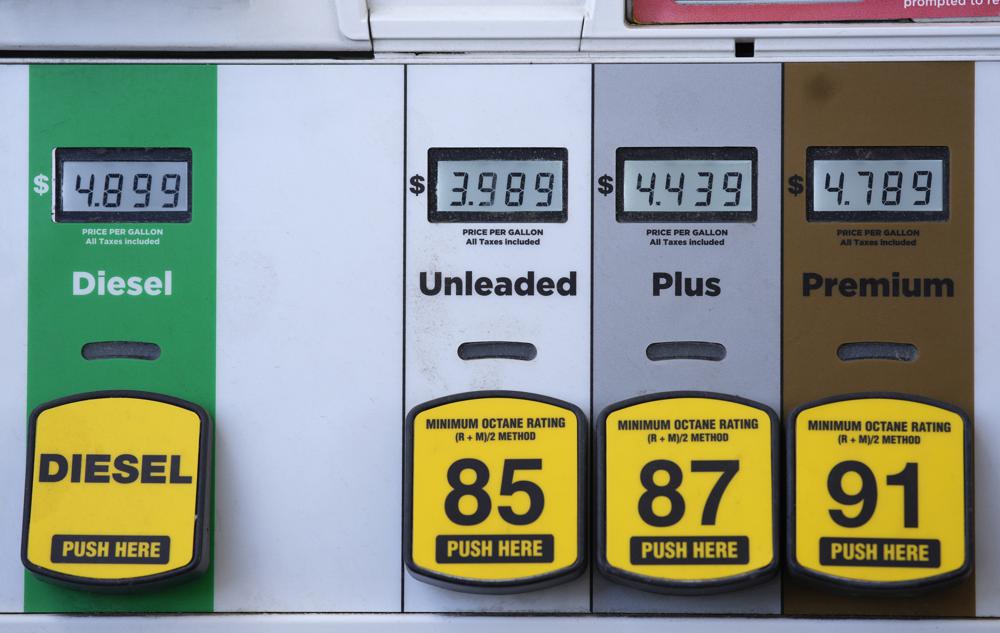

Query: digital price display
[616,148,756,222]
[55,148,192,223]
[788,394,972,594]
[597,393,779,593]
[807,147,949,222]
[404,392,586,592]
[22,392,212,591]
[428,148,567,222]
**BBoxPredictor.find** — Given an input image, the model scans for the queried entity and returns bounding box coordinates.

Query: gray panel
[0,65,27,612]
[592,64,782,614]
[975,60,1000,618]
[4,614,1000,632]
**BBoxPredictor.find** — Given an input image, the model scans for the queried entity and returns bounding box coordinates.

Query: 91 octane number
[445,458,544,526]
[828,461,918,528]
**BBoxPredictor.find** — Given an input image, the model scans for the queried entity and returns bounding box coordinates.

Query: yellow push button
[22,391,212,591]
[788,393,972,594]
[596,392,779,593]
[404,391,586,593]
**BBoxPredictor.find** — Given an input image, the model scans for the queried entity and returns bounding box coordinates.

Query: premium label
[597,393,778,592]
[22,392,211,590]
[404,392,586,592]
[788,395,971,592]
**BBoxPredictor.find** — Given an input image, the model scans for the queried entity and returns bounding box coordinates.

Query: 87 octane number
[638,459,739,527]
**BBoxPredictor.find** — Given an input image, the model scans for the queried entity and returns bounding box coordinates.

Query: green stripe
[26,64,216,613]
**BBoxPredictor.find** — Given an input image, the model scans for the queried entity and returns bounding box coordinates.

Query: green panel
[26,64,216,613]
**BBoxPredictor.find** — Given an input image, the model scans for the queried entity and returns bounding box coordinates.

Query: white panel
[975,61,1000,617]
[404,64,591,612]
[369,0,585,52]
[0,0,370,52]
[2,614,1000,631]
[215,65,403,612]
[0,65,28,613]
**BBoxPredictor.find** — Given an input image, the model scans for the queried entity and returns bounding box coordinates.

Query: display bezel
[615,147,758,223]
[805,146,950,223]
[54,147,193,223]
[427,147,568,223]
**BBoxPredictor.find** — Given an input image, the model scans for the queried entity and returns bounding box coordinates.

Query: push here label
[630,536,749,565]
[51,535,170,564]
[819,537,941,568]
[436,535,554,563]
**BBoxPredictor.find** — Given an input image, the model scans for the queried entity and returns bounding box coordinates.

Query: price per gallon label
[404,391,586,593]
[596,393,778,593]
[788,394,972,594]
[22,392,212,591]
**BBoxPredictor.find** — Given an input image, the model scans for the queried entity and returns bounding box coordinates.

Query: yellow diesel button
[788,393,972,594]
[22,391,212,591]
[597,392,779,593]
[404,391,586,593]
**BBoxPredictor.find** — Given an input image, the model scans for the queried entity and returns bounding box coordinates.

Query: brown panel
[782,62,974,616]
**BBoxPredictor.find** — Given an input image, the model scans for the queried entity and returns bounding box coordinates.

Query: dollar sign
[787,174,804,196]
[409,174,425,195]
[33,174,50,195]
[597,174,614,196]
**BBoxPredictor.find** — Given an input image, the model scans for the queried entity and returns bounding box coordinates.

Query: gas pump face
[0,13,997,629]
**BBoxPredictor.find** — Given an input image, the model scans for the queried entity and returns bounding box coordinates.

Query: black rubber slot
[646,341,727,362]
[837,342,918,362]
[457,341,537,361]
[735,40,755,58]
[82,341,161,361]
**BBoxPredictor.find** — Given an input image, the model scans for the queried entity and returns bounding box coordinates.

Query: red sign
[631,0,1000,24]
